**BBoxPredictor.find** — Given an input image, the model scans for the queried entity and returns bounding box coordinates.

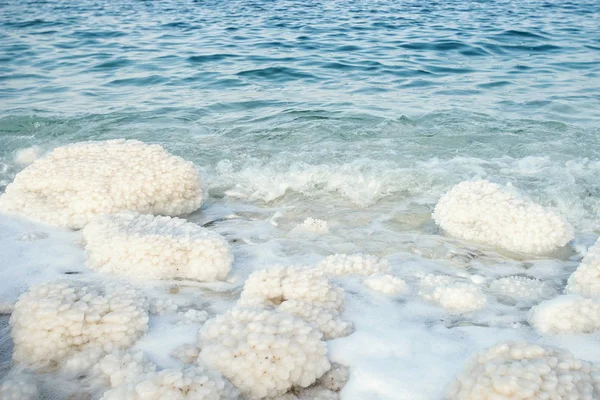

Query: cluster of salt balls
[83,212,233,281]
[433,180,573,255]
[528,238,600,334]
[0,139,205,229]
[9,281,150,370]
[238,266,350,339]
[445,341,600,399]
[198,308,331,399]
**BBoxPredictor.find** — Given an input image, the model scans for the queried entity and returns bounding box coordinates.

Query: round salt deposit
[10,280,149,370]
[445,341,600,399]
[199,308,331,399]
[0,139,205,229]
[83,212,233,281]
[433,180,573,255]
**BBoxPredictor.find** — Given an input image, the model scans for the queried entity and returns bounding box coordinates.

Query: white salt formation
[100,365,239,400]
[13,146,41,166]
[489,276,557,303]
[292,217,329,233]
[0,371,39,400]
[445,341,600,399]
[418,274,486,313]
[529,295,600,334]
[83,212,233,281]
[433,180,573,255]
[92,351,157,389]
[198,308,331,399]
[0,139,205,229]
[566,238,600,298]
[317,253,390,276]
[10,281,149,369]
[364,274,408,295]
[239,267,349,339]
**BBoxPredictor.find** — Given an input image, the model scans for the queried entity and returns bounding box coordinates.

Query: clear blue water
[1,0,599,231]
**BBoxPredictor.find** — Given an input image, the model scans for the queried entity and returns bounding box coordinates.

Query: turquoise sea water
[1,0,599,231]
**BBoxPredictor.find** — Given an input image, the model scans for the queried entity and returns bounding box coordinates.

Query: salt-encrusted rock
[83,212,233,282]
[489,276,557,304]
[566,238,600,298]
[529,295,600,334]
[445,341,600,399]
[238,267,349,339]
[100,365,239,400]
[0,140,205,229]
[364,274,408,295]
[198,308,331,399]
[0,371,39,400]
[10,281,149,369]
[433,180,573,255]
[317,254,390,276]
[418,274,486,313]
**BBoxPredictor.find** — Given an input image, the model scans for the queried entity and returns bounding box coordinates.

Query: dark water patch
[188,54,239,63]
[477,81,512,88]
[237,67,317,82]
[91,58,133,70]
[106,75,169,86]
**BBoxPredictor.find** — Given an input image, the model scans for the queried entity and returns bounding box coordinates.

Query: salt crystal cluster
[418,274,486,313]
[489,276,557,304]
[92,351,157,389]
[83,212,233,282]
[177,309,209,324]
[239,266,349,339]
[317,254,390,276]
[0,140,205,229]
[198,308,331,399]
[0,371,39,400]
[150,297,179,315]
[10,281,149,369]
[529,295,600,334]
[100,365,239,400]
[364,274,408,295]
[292,217,329,233]
[433,180,573,255]
[445,341,600,399]
[566,238,600,298]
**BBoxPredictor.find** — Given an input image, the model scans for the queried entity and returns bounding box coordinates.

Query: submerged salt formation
[83,212,233,281]
[198,308,331,399]
[418,274,486,313]
[0,371,39,400]
[529,295,600,334]
[445,341,600,399]
[488,276,557,304]
[291,217,329,234]
[566,238,600,298]
[364,274,408,295]
[0,139,205,229]
[10,281,149,369]
[238,266,349,339]
[100,365,239,400]
[317,253,390,276]
[433,180,573,255]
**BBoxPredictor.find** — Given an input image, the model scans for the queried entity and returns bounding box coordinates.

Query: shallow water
[0,0,599,398]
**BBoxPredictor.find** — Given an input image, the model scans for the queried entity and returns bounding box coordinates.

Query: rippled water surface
[1,0,599,232]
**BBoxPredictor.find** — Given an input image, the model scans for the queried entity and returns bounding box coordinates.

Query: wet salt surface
[0,207,598,398]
